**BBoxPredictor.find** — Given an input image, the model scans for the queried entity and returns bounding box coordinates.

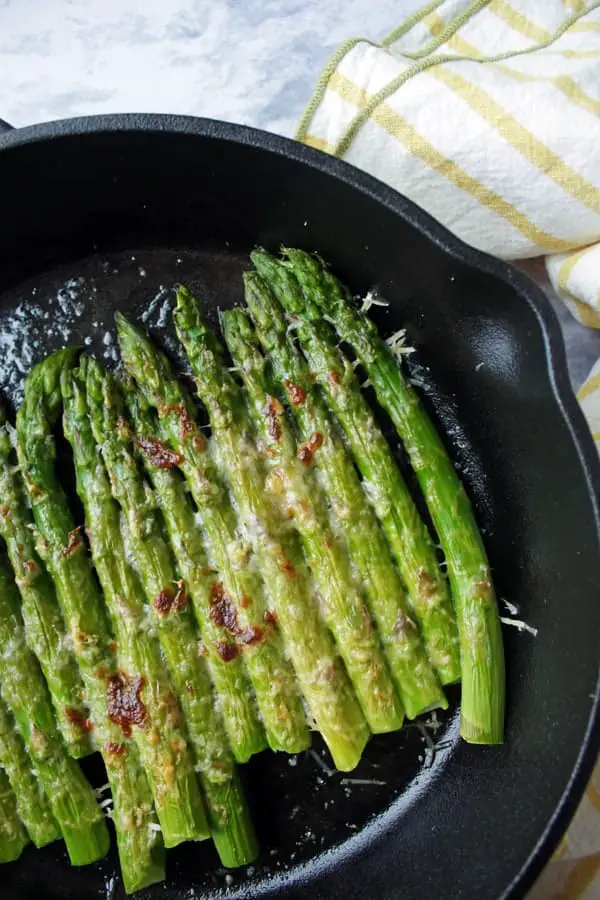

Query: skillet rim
[0,112,598,899]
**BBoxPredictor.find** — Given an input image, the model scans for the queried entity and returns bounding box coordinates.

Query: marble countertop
[0,0,598,388]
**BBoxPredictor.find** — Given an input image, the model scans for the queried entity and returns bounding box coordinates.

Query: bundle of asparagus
[0,246,504,894]
[278,249,505,745]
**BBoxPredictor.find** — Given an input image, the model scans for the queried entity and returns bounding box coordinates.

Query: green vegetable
[244,270,447,721]
[61,361,209,849]
[123,380,266,767]
[0,403,92,758]
[16,350,164,892]
[0,694,59,848]
[0,768,29,862]
[117,314,368,771]
[85,357,258,868]
[282,249,505,744]
[0,541,109,868]
[252,252,460,688]
[174,292,372,766]
[174,291,325,744]
[115,313,310,758]
[224,300,431,726]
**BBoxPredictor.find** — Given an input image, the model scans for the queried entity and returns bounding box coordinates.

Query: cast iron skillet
[0,114,598,900]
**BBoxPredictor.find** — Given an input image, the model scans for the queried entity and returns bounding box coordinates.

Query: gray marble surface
[0,0,598,389]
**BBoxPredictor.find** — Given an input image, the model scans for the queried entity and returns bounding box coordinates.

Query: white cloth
[297,0,600,453]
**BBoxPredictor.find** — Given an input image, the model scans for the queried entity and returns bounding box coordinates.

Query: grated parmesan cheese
[500,617,538,636]
[308,748,334,777]
[360,291,389,313]
[502,598,519,616]
[386,328,416,361]
[340,778,386,786]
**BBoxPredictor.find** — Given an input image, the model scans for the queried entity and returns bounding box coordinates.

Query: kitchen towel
[297,0,600,445]
[297,0,600,896]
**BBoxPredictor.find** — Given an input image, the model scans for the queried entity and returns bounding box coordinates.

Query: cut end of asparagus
[460,609,505,745]
[330,730,371,773]
[121,839,166,895]
[0,833,29,863]
[230,736,268,766]
[438,661,463,689]
[460,711,504,745]
[61,815,111,867]
[206,773,259,868]
[0,839,29,864]
[0,770,30,863]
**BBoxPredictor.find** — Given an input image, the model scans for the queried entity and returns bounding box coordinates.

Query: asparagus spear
[222,304,433,727]
[115,314,310,759]
[0,541,109,868]
[0,768,28,862]
[0,403,92,758]
[85,357,258,868]
[61,363,209,849]
[0,694,59,848]
[123,380,266,765]
[116,316,368,771]
[16,350,165,892]
[243,273,449,721]
[175,289,405,732]
[252,253,460,686]
[176,293,348,736]
[282,249,505,744]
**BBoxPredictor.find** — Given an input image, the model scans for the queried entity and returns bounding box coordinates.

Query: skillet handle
[0,119,14,133]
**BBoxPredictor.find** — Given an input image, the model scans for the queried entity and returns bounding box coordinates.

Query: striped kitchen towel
[297,0,600,455]
[298,1,600,896]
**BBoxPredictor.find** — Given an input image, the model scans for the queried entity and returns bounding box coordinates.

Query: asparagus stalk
[173,295,375,763]
[282,248,505,744]
[116,316,368,771]
[0,403,91,758]
[115,314,310,759]
[0,768,28,862]
[222,302,433,723]
[123,381,266,765]
[0,694,59,848]
[176,294,350,736]
[177,293,407,732]
[16,350,165,892]
[0,541,109,868]
[85,357,258,868]
[252,253,460,686]
[244,273,449,721]
[61,363,209,849]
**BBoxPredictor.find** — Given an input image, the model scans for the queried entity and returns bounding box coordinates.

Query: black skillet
[0,114,598,900]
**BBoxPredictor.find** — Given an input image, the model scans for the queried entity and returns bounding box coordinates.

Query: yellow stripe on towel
[488,0,553,43]
[326,70,578,253]
[429,66,600,215]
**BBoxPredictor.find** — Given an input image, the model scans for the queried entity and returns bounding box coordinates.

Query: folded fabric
[297,0,600,455]
[297,1,600,896]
